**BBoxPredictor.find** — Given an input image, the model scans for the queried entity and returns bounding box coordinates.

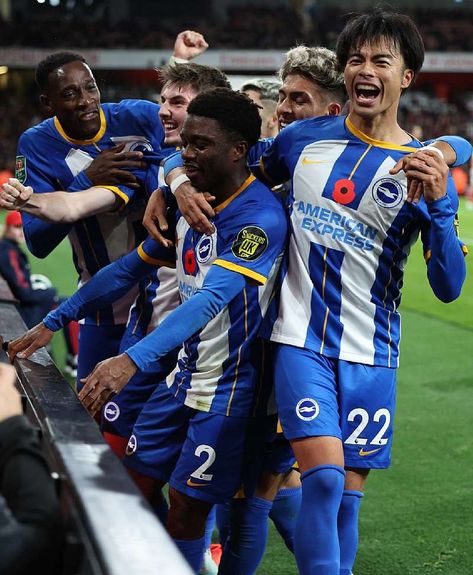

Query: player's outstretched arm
[2,179,121,223]
[78,265,246,415]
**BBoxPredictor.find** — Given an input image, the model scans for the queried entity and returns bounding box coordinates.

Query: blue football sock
[205,506,217,549]
[338,490,363,575]
[174,536,206,574]
[269,486,302,553]
[218,496,273,575]
[294,464,345,575]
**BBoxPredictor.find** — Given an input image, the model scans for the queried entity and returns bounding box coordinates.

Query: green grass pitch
[2,198,472,574]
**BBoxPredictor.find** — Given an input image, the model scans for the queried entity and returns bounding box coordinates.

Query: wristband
[168,56,189,66]
[170,173,190,195]
[423,145,445,160]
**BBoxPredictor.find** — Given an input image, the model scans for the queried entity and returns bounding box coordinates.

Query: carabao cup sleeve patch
[15,155,27,183]
[231,226,269,261]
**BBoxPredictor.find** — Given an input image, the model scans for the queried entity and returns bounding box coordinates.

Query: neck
[210,166,251,204]
[347,105,410,145]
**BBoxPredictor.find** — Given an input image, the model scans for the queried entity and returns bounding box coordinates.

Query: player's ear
[39,94,53,114]
[327,102,342,116]
[401,69,414,90]
[232,141,248,161]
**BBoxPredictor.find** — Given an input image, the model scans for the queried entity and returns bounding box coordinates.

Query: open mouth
[79,109,99,122]
[184,164,200,178]
[354,84,381,104]
[163,121,178,133]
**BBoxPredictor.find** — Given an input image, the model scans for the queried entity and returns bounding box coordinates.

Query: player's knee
[302,464,345,499]
[168,487,212,539]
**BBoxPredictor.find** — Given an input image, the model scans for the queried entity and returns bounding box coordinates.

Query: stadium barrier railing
[0,275,192,575]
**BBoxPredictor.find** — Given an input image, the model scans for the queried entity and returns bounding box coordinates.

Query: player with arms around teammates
[252,8,468,575]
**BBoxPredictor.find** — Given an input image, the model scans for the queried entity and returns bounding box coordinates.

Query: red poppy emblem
[332,179,355,205]
[184,248,197,275]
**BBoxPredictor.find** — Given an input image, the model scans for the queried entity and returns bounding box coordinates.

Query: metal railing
[0,276,192,575]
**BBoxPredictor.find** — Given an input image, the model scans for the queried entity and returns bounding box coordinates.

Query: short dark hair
[186,88,261,150]
[35,51,88,91]
[158,63,231,94]
[336,7,424,80]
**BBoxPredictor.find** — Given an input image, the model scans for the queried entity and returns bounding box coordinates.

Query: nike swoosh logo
[359,447,382,457]
[186,479,211,488]
[302,157,327,165]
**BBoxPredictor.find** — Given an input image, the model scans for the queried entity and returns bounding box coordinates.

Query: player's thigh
[123,384,192,483]
[273,343,341,441]
[339,361,396,470]
[170,410,249,505]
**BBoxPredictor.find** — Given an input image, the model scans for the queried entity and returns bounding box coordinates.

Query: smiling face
[180,115,242,196]
[159,82,198,146]
[276,74,340,130]
[41,60,101,140]
[344,38,413,124]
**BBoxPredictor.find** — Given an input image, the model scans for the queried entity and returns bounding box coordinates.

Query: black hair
[35,51,87,91]
[336,7,424,79]
[158,63,231,93]
[186,88,262,149]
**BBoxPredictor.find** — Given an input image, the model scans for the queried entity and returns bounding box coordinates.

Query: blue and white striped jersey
[17,99,165,326]
[136,175,288,417]
[257,115,465,367]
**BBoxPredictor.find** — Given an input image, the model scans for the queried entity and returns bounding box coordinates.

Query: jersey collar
[214,174,256,214]
[345,116,419,152]
[53,107,107,145]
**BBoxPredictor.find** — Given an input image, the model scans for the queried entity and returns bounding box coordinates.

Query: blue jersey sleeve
[247,138,274,166]
[125,264,246,372]
[43,238,170,330]
[423,136,472,167]
[417,178,466,302]
[251,125,297,186]
[17,132,73,257]
[162,151,184,179]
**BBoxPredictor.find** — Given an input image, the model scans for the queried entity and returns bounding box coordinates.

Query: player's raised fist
[172,30,209,61]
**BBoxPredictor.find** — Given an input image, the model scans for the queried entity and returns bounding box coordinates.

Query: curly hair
[35,52,87,91]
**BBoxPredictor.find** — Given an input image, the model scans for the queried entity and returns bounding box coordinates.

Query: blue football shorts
[101,333,178,437]
[273,343,396,469]
[123,384,249,504]
[76,323,126,390]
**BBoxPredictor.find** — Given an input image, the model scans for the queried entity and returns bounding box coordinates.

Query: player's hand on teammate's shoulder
[390,147,449,204]
[7,323,55,362]
[172,30,209,61]
[78,354,137,416]
[175,183,215,235]
[85,142,146,189]
[0,178,33,210]
[142,188,174,247]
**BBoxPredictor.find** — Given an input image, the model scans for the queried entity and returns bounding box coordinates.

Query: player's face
[159,83,198,146]
[243,89,263,107]
[276,74,335,130]
[42,61,101,141]
[181,115,237,194]
[344,39,413,122]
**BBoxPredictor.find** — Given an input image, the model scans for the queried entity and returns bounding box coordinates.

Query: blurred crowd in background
[0,2,472,188]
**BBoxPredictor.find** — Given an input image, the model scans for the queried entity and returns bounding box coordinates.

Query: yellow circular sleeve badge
[231,226,268,261]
